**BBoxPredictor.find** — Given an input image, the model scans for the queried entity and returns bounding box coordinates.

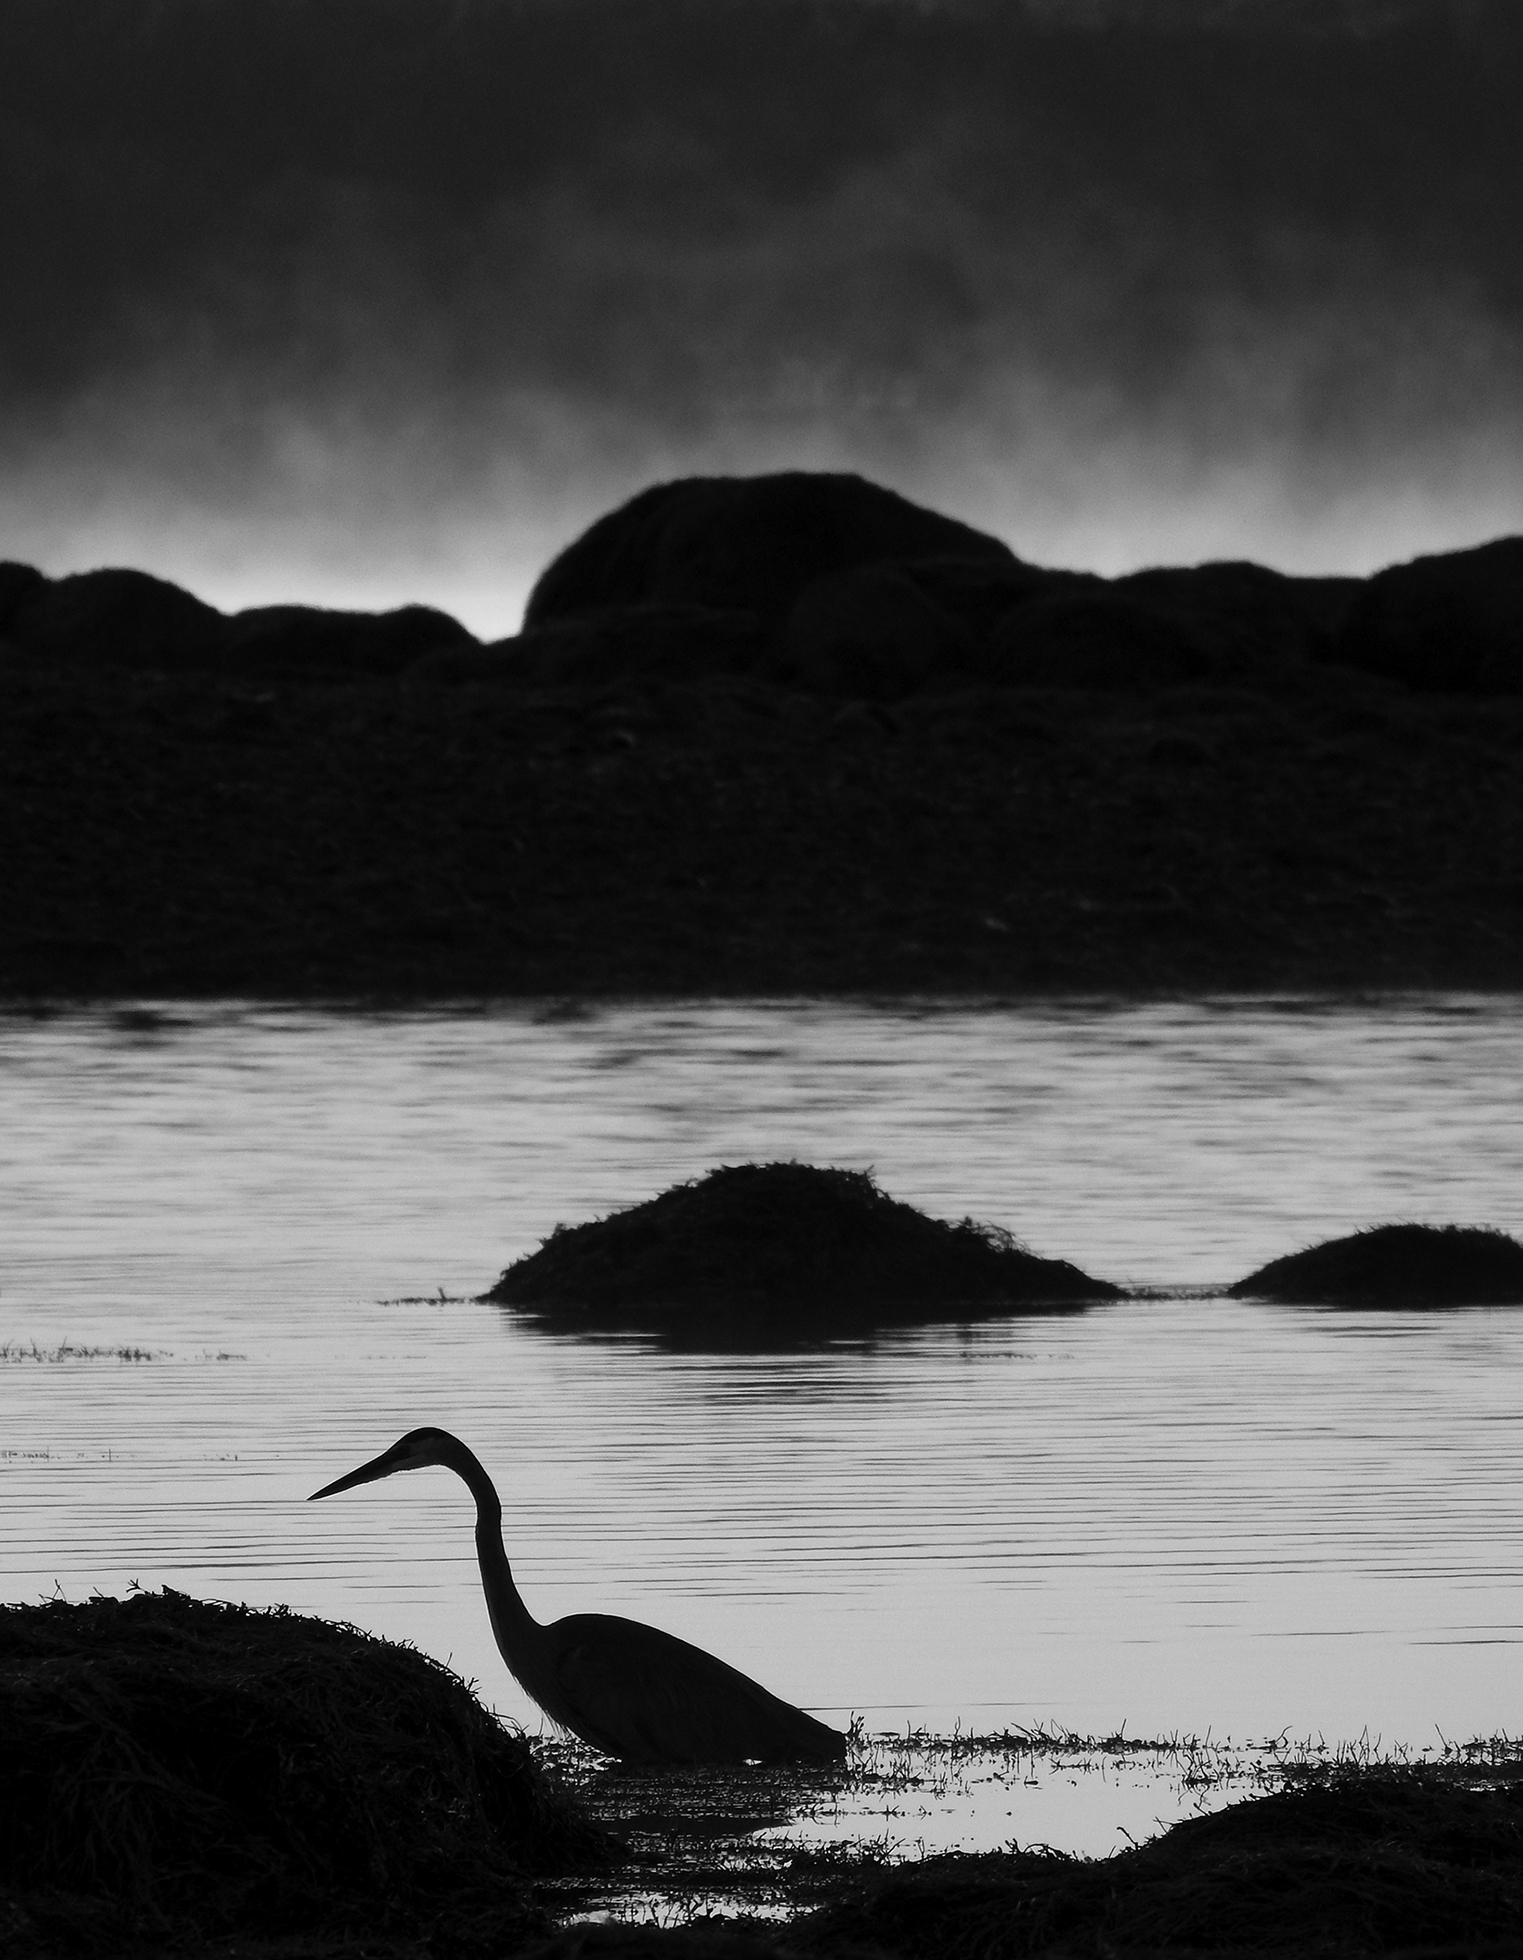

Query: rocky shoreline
[5,474,1521,1002]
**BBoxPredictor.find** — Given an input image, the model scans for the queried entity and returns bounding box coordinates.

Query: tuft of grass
[486,1161,1119,1337]
[1,1343,248,1363]
[1230,1221,1523,1306]
[0,1340,161,1363]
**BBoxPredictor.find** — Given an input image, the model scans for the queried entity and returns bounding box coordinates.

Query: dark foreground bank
[0,1588,608,1956]
[4,473,1523,999]
[784,1764,1523,1960]
[8,1590,1523,1959]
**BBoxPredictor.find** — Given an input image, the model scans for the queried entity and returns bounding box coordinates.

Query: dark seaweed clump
[777,1765,1523,1960]
[487,1161,1119,1336]
[0,1587,607,1956]
[1229,1222,1523,1306]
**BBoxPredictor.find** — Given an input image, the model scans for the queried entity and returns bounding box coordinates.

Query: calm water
[4,996,1523,1854]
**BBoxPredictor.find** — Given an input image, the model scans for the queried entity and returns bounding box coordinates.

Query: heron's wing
[545,1613,843,1763]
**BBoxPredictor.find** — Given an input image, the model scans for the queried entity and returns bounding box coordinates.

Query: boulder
[219,603,474,681]
[7,567,224,670]
[524,471,1019,632]
[0,560,47,633]
[898,553,1073,645]
[771,562,977,700]
[985,586,1217,689]
[1331,536,1523,694]
[1114,561,1360,672]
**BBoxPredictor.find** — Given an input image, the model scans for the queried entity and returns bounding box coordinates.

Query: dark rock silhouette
[8,567,225,670]
[6,474,1523,998]
[984,586,1220,689]
[1332,537,1523,694]
[1114,561,1360,673]
[898,553,1070,645]
[523,471,1019,632]
[0,561,47,633]
[220,602,474,681]
[411,603,763,688]
[770,563,977,701]
[487,1161,1120,1338]
[1229,1222,1523,1306]
[1,568,473,681]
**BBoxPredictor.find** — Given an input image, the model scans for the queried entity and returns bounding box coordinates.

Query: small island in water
[486,1160,1121,1337]
[490,1176,1523,1335]
[1230,1222,1523,1307]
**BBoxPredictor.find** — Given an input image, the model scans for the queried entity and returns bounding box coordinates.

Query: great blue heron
[309,1426,847,1764]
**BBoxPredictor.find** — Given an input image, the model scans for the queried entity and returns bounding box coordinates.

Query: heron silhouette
[309,1426,847,1764]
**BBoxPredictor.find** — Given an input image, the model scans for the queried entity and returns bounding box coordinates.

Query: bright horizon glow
[5,446,1521,643]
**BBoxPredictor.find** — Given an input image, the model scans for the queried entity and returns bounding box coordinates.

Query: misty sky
[4,0,1521,634]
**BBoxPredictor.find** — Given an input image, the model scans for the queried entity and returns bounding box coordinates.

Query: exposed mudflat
[4,654,1520,1000]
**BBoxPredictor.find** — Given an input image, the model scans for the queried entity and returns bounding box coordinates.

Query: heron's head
[308,1426,461,1501]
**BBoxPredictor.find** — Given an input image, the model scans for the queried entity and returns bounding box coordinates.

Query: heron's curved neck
[445,1439,547,1689]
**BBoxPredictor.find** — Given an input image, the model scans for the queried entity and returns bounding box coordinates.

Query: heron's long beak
[309,1444,406,1502]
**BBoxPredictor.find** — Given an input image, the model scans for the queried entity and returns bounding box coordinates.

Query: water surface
[4,996,1522,1853]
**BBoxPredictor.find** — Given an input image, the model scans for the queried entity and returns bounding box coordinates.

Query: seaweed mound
[486,1162,1119,1335]
[795,1764,1523,1958]
[0,1587,606,1954]
[1229,1222,1523,1306]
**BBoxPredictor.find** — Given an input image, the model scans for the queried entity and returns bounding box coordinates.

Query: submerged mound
[1229,1222,1523,1306]
[798,1764,1523,1958]
[0,1587,605,1953]
[486,1161,1119,1335]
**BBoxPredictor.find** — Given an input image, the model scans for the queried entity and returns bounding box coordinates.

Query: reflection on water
[3,996,1523,1855]
[541,1730,1302,1920]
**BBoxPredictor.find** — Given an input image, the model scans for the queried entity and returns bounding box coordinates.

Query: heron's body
[310,1426,845,1765]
